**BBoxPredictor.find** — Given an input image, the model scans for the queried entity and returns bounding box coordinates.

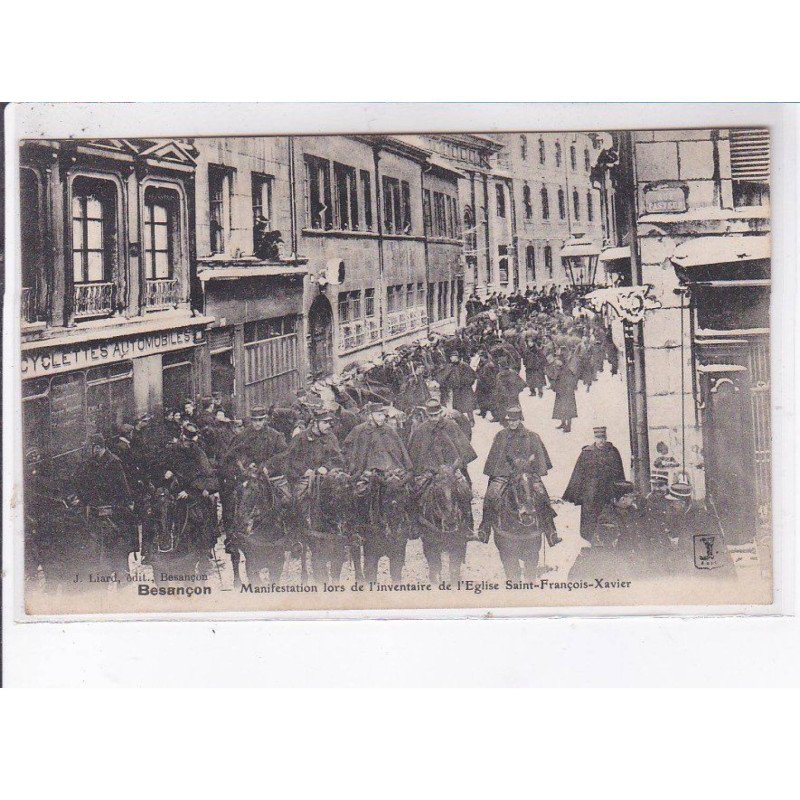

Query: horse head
[508,469,547,529]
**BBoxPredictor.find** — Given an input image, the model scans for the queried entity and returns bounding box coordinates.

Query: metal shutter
[730,128,770,182]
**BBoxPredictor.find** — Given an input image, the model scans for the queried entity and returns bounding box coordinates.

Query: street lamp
[560,233,601,288]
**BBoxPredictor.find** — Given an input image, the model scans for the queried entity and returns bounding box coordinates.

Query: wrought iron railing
[74,282,116,319]
[145,278,180,311]
[21,286,35,325]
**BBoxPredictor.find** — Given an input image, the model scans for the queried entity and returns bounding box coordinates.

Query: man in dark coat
[563,426,626,543]
[438,352,477,421]
[74,433,137,582]
[407,399,477,475]
[343,403,412,476]
[475,354,498,418]
[551,358,579,432]
[523,339,547,397]
[479,407,555,542]
[492,362,526,423]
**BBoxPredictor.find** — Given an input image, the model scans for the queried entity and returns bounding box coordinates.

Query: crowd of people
[24,284,724,592]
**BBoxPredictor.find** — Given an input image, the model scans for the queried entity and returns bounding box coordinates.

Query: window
[360,170,373,231]
[587,191,594,222]
[526,245,536,283]
[541,187,550,220]
[520,135,528,160]
[20,168,42,300]
[538,137,546,165]
[584,147,591,171]
[573,189,580,220]
[364,288,375,317]
[338,290,362,323]
[416,282,425,308]
[463,206,477,259]
[730,128,770,207]
[209,165,232,254]
[544,245,553,278]
[433,192,446,237]
[86,363,135,439]
[406,283,415,309]
[71,176,117,284]
[387,284,404,313]
[382,177,412,234]
[495,183,506,218]
[523,183,532,220]
[557,188,566,220]
[423,189,432,234]
[143,189,178,280]
[570,144,577,171]
[555,141,562,167]
[334,162,359,230]
[251,173,273,230]
[305,155,332,230]
[498,245,509,284]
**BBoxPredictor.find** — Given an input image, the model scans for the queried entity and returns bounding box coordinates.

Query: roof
[671,235,770,268]
[560,238,601,258]
[599,245,630,262]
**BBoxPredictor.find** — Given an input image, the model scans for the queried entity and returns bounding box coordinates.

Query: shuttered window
[730,128,770,207]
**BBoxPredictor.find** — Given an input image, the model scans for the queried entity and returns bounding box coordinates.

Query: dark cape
[563,442,626,538]
[493,368,526,421]
[551,365,579,420]
[483,426,553,478]
[343,420,412,475]
[438,362,477,414]
[407,416,477,474]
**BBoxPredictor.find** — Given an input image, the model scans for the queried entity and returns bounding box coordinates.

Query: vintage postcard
[6,107,776,616]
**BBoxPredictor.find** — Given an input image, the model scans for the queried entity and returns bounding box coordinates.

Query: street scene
[17,126,773,613]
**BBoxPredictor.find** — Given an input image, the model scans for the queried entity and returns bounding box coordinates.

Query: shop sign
[643,182,688,214]
[22,328,198,379]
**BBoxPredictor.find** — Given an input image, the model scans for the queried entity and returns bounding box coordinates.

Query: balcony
[145,278,180,311]
[74,282,116,320]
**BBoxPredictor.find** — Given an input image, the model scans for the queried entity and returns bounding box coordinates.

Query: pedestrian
[551,356,579,432]
[562,426,626,544]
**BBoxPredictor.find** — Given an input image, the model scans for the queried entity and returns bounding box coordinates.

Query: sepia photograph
[9,115,774,616]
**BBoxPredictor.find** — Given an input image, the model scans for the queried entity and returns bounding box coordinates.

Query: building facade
[191,136,307,420]
[599,128,771,554]
[19,138,214,473]
[494,131,608,291]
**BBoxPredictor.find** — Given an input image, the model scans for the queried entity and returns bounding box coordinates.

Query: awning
[198,265,308,281]
[671,236,770,269]
[599,245,630,262]
[560,239,601,258]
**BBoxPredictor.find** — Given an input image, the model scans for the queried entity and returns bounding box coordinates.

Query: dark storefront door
[308,295,333,379]
[162,349,195,412]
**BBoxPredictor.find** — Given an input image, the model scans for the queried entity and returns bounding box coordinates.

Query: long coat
[438,362,477,415]
[523,346,547,391]
[343,421,412,475]
[551,364,579,421]
[475,361,499,412]
[407,416,477,474]
[563,442,626,538]
[483,426,553,478]
[493,368,526,422]
[282,430,344,479]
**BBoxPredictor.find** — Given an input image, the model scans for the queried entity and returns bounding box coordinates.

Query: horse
[493,469,558,582]
[414,464,473,584]
[228,466,292,589]
[295,468,359,585]
[143,483,216,586]
[355,468,411,583]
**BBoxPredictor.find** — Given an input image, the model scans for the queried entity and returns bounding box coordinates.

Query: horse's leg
[363,535,380,583]
[309,541,329,586]
[495,533,522,581]
[421,536,442,584]
[447,538,467,585]
[522,535,542,580]
[228,543,243,589]
[388,534,406,583]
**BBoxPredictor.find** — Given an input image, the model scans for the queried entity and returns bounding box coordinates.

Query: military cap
[250,406,269,420]
[613,480,636,497]
[593,426,607,437]
[425,398,443,414]
[504,406,523,422]
[650,473,669,490]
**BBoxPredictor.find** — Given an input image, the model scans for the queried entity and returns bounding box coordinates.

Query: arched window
[463,205,476,258]
[540,187,549,220]
[526,245,536,283]
[544,245,553,278]
[520,135,528,161]
[555,141,562,167]
[584,147,591,171]
[587,191,594,222]
[523,183,532,219]
[557,188,566,219]
[71,176,117,284]
[538,137,546,165]
[572,189,580,220]
[570,144,577,171]
[143,187,180,280]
